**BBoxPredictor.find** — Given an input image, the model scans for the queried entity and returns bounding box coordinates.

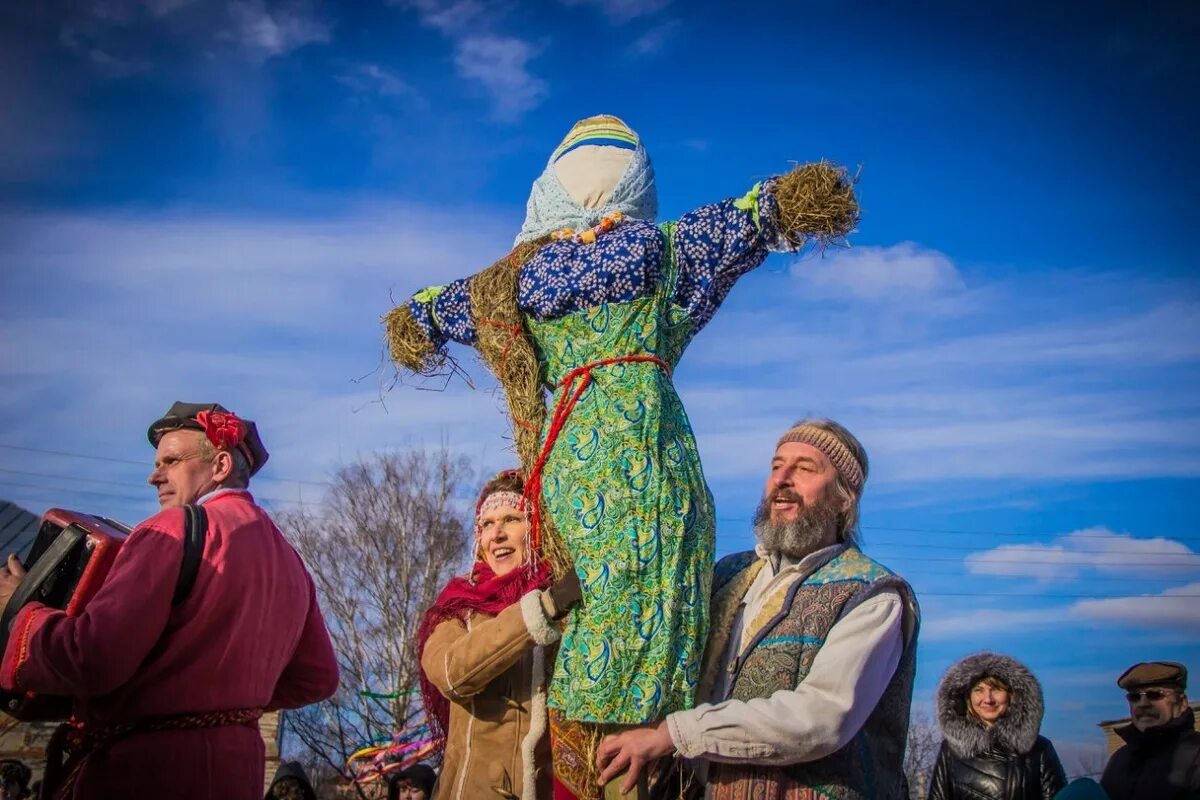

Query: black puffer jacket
[928,652,1067,800]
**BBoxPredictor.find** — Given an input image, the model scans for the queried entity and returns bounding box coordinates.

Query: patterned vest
[699,547,920,800]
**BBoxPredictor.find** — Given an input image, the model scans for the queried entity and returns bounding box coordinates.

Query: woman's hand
[541,568,583,621]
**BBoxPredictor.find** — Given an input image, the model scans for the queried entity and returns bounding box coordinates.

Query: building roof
[0,500,41,560]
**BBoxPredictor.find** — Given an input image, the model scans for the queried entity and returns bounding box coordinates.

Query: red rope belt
[46,707,264,799]
[522,354,671,552]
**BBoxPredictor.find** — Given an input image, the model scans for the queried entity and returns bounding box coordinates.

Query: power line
[715,520,1200,544]
[873,541,1194,556]
[0,479,317,509]
[864,524,1200,543]
[902,590,1200,598]
[4,478,1193,595]
[3,476,1198,566]
[4,444,1196,542]
[720,528,1197,556]
[0,467,153,489]
[0,466,324,502]
[705,548,1197,568]
[6,477,1186,580]
[0,443,330,487]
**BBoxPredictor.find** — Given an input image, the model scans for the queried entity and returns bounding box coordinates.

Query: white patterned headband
[776,424,866,493]
[474,491,527,540]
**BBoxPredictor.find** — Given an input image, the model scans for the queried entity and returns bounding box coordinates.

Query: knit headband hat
[776,423,866,494]
[551,114,639,162]
[474,490,526,541]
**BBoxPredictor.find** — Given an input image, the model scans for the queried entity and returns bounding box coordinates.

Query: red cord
[521,355,671,554]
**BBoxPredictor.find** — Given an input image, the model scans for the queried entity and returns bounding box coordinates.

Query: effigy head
[515,114,658,245]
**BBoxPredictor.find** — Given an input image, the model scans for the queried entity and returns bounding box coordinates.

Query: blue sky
[1,0,1197,772]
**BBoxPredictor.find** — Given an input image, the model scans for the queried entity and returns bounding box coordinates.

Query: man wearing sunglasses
[1101,661,1200,800]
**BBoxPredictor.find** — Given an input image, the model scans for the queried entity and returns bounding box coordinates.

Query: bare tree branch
[277,446,472,797]
[905,710,942,799]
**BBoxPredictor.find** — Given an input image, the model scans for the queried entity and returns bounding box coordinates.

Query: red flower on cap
[195,410,247,451]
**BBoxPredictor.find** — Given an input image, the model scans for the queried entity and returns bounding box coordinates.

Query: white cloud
[790,241,965,303]
[86,47,151,77]
[922,582,1200,640]
[1072,582,1200,627]
[560,0,670,23]
[680,253,1200,487]
[0,202,522,521]
[143,0,198,15]
[920,606,1063,640]
[396,0,488,34]
[83,0,197,22]
[226,0,330,59]
[387,1,546,121]
[3,211,1198,522]
[966,527,1200,581]
[339,63,420,101]
[453,36,547,122]
[630,19,679,56]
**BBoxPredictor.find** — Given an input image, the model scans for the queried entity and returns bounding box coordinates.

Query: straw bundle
[469,238,573,577]
[384,303,444,376]
[770,161,860,250]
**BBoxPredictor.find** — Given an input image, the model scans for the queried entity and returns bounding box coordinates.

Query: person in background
[418,470,581,800]
[265,760,317,800]
[388,763,438,800]
[0,759,32,800]
[928,652,1067,800]
[1101,661,1200,800]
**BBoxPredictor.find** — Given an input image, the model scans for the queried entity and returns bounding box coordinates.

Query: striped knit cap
[550,114,639,162]
[776,423,867,493]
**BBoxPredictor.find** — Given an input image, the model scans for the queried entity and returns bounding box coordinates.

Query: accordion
[0,509,130,721]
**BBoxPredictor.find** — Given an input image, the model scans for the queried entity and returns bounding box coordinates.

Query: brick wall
[1098,701,1200,755]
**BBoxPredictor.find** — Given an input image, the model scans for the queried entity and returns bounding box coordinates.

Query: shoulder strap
[655,221,681,301]
[173,504,208,605]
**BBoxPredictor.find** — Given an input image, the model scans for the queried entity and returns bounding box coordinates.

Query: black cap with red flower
[147,401,269,476]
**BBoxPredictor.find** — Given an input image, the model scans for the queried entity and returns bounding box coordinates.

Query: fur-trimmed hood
[936,652,1045,758]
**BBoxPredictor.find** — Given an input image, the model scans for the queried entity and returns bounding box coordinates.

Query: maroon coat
[0,489,339,799]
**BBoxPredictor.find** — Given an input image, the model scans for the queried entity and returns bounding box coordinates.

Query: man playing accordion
[0,402,339,799]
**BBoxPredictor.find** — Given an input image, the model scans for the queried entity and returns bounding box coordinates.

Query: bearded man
[0,402,338,800]
[597,418,920,799]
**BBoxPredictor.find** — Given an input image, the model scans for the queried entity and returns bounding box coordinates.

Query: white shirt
[666,544,905,766]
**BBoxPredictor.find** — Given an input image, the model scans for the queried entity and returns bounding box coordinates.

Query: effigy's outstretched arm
[672,162,859,329]
[385,278,479,376]
[384,242,574,577]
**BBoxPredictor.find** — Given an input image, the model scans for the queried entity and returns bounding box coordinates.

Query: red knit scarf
[416,560,551,747]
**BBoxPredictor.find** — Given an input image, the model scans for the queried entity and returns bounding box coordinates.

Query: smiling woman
[930,652,1067,800]
[416,471,582,800]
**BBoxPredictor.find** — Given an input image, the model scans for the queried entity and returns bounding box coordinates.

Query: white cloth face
[553,145,635,210]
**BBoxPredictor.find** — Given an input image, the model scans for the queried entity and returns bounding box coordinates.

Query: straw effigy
[383,160,858,581]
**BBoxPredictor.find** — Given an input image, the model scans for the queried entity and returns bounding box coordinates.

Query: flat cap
[1117,661,1187,691]
[147,401,269,476]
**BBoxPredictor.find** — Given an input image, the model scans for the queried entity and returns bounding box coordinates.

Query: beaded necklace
[550,211,625,245]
